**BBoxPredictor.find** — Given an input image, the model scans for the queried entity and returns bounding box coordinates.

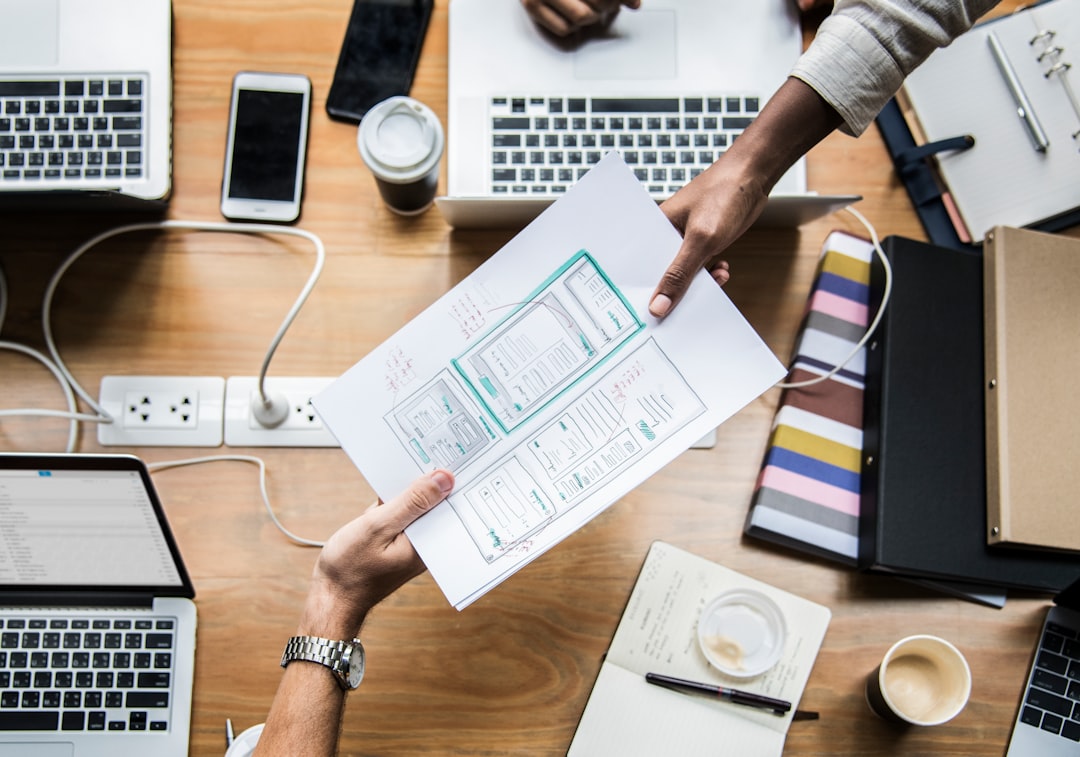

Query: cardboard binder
[859,235,1080,593]
[984,226,1080,553]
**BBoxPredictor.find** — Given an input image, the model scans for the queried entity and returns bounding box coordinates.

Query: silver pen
[988,30,1049,152]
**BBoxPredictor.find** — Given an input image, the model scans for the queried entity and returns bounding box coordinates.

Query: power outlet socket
[98,376,225,446]
[224,376,339,447]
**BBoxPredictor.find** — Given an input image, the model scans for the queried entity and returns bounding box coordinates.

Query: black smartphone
[220,71,311,223]
[325,0,434,123]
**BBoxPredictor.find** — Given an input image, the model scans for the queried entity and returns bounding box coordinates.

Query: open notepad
[899,0,1080,243]
[569,542,831,756]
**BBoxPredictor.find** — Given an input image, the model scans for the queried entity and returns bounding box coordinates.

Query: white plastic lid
[357,96,444,185]
[697,589,787,678]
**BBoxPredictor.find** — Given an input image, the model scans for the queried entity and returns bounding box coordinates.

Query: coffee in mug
[865,635,971,726]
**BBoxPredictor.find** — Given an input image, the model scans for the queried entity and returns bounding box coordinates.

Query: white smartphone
[220,71,311,223]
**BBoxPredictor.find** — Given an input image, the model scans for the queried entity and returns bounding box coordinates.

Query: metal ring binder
[1037,45,1065,61]
[1029,28,1056,45]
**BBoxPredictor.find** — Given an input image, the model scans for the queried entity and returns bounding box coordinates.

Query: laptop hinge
[0,592,155,609]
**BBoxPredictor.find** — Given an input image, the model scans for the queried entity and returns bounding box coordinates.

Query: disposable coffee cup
[357,96,444,216]
[865,635,971,726]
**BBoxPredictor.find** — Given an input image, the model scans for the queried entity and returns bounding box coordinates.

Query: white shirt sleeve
[790,0,1002,135]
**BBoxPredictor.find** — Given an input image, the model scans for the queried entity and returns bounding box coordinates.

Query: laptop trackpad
[572,10,676,80]
[0,0,60,66]
[0,745,73,757]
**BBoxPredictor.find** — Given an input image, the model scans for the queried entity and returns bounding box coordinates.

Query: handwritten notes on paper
[314,153,786,609]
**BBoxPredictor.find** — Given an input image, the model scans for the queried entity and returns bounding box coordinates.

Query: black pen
[645,672,792,715]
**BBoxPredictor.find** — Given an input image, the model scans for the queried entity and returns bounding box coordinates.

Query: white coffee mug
[865,635,971,726]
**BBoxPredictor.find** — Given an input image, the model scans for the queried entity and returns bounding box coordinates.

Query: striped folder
[744,231,873,565]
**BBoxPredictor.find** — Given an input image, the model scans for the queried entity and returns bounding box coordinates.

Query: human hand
[648,155,765,317]
[296,469,455,640]
[521,0,641,37]
[795,0,832,11]
[648,76,843,318]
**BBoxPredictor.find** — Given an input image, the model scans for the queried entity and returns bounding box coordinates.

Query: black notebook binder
[859,235,1080,593]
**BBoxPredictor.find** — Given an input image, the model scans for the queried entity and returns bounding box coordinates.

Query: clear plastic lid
[697,589,787,678]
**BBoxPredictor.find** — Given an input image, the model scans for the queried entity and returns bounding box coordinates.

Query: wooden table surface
[2,1,1072,754]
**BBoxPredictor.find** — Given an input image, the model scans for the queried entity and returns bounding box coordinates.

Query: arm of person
[252,469,455,757]
[648,0,1001,318]
[648,76,843,317]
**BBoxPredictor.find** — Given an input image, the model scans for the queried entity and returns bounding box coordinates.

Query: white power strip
[97,376,225,446]
[224,376,340,447]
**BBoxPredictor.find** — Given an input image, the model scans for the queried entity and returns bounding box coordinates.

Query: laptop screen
[0,455,193,597]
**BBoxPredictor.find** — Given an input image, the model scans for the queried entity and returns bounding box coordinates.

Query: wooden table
[2,1,1071,754]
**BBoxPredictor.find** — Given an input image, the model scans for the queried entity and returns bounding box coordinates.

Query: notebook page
[901,0,1080,242]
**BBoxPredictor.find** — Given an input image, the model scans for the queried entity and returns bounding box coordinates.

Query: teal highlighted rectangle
[451,249,645,435]
[636,420,656,441]
[409,438,431,464]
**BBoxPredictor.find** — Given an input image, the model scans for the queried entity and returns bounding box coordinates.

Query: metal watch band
[280,635,361,690]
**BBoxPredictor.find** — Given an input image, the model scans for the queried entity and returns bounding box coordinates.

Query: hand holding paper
[314,153,785,609]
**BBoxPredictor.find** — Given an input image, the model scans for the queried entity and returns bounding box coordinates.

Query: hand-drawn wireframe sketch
[452,337,705,562]
[452,250,643,433]
[314,152,786,610]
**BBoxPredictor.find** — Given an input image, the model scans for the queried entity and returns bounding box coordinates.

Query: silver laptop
[437,0,858,229]
[0,453,196,757]
[0,0,172,207]
[1005,576,1080,755]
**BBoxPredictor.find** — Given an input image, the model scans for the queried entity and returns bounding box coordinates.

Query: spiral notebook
[898,0,1080,244]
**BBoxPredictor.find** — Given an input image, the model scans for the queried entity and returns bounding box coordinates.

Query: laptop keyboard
[0,75,148,186]
[0,614,177,733]
[489,95,759,198]
[1018,619,1080,742]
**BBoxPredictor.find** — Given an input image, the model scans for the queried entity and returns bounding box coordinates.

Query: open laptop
[437,0,858,229]
[1005,575,1080,755]
[0,0,173,208]
[0,453,196,757]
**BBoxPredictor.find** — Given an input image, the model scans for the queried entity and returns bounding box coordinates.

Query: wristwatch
[280,635,365,690]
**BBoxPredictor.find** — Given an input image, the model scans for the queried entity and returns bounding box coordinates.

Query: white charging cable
[0,263,91,452]
[147,454,326,548]
[38,219,325,425]
[774,205,893,390]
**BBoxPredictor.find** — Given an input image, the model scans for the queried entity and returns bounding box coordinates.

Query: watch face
[346,641,365,689]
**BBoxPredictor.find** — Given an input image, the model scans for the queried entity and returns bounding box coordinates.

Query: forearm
[723,76,844,194]
[254,661,347,757]
[252,590,369,757]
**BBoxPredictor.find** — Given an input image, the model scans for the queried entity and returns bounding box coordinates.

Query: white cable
[775,205,893,390]
[2,263,86,451]
[40,220,326,421]
[147,454,325,548]
[0,340,90,452]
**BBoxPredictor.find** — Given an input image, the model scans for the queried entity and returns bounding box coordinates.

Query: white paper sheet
[314,153,786,609]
